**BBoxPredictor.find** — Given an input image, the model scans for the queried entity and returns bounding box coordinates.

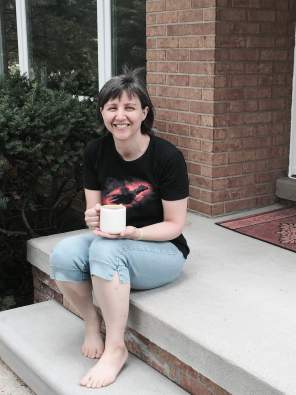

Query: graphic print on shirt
[101,177,155,208]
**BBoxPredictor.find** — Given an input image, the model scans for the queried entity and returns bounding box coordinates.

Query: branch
[0,227,27,237]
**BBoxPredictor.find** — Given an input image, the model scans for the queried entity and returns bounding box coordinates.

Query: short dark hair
[97,69,155,135]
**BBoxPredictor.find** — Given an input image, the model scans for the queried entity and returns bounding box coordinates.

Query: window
[0,0,18,74]
[1,0,146,91]
[111,0,146,75]
[27,0,98,95]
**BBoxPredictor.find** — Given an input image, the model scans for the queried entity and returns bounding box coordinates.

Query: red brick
[225,197,256,212]
[155,61,179,73]
[166,49,190,61]
[188,162,202,175]
[200,114,215,127]
[189,186,201,199]
[203,8,216,21]
[190,49,216,61]
[247,9,276,22]
[179,62,215,74]
[179,36,215,49]
[212,203,225,216]
[147,25,166,37]
[188,198,212,216]
[178,112,202,125]
[146,14,157,25]
[147,37,157,49]
[166,74,189,86]
[190,126,214,139]
[190,75,215,88]
[218,8,246,21]
[211,163,243,177]
[155,109,179,122]
[154,97,190,111]
[179,136,201,150]
[147,50,166,60]
[260,49,288,61]
[192,0,216,7]
[167,22,215,36]
[190,101,214,114]
[165,0,191,10]
[147,0,165,12]
[147,73,166,84]
[230,48,259,61]
[178,9,203,22]
[231,74,258,87]
[156,37,179,48]
[216,35,246,48]
[156,11,178,24]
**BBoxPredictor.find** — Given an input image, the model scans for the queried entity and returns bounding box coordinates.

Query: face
[100,91,148,142]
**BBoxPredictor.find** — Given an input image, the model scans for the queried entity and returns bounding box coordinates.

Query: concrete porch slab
[27,204,296,394]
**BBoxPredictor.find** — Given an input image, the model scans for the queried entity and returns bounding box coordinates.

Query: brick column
[146,0,295,216]
[213,0,295,214]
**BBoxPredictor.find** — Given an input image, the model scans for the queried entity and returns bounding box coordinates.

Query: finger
[87,221,100,227]
[93,229,119,239]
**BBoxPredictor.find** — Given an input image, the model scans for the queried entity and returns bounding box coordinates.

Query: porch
[1,204,295,394]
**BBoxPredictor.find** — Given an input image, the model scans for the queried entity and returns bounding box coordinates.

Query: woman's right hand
[84,203,101,230]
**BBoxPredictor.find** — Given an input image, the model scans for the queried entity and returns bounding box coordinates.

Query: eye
[107,106,117,111]
[126,106,135,111]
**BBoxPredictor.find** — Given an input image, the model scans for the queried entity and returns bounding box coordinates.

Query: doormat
[216,206,296,252]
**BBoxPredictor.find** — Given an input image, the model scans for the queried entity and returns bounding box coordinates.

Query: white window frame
[289,24,296,178]
[14,0,112,88]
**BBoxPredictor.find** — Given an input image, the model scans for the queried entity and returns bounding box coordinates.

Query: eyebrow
[106,101,137,106]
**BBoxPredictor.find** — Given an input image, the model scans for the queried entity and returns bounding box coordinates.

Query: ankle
[105,343,127,354]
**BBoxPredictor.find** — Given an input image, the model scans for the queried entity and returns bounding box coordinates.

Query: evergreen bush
[0,72,99,309]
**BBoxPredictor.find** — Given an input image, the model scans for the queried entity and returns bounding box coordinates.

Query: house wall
[146,0,296,216]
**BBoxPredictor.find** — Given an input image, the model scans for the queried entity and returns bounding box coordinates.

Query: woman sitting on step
[50,69,190,389]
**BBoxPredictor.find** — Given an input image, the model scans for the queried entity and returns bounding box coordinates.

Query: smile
[113,124,130,129]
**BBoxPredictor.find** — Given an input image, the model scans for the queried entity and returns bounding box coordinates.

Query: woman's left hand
[93,226,141,240]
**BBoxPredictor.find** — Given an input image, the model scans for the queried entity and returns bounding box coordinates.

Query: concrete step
[25,207,296,395]
[276,177,296,201]
[0,301,187,395]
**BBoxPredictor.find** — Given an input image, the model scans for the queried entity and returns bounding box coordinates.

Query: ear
[142,106,149,120]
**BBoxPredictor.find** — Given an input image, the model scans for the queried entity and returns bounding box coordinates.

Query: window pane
[0,0,18,75]
[112,0,146,75]
[27,0,98,95]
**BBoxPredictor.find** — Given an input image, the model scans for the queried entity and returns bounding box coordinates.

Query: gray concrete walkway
[0,358,34,395]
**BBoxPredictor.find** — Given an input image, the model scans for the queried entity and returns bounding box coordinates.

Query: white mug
[100,204,126,234]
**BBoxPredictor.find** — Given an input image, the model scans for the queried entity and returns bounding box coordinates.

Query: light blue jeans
[50,233,186,290]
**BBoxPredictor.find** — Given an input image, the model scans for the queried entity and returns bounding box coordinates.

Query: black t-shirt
[83,133,190,258]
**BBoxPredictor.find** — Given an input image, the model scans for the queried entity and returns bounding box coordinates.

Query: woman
[50,70,190,389]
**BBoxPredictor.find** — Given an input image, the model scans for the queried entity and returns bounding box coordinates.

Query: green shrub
[0,72,99,235]
[0,72,100,309]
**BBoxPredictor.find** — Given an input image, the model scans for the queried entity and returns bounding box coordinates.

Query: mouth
[113,123,130,129]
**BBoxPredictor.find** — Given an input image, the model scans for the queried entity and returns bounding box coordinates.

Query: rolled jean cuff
[90,259,130,284]
[50,268,90,282]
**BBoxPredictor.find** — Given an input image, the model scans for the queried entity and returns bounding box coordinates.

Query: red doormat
[217,206,296,252]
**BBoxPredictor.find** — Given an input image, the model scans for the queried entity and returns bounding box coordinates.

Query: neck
[114,133,150,161]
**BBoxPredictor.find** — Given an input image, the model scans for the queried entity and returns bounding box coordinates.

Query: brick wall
[146,0,295,216]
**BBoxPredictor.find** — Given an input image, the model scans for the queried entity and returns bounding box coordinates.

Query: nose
[115,108,126,120]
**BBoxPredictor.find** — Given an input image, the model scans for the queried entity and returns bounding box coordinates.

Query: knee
[50,237,88,273]
[89,239,125,267]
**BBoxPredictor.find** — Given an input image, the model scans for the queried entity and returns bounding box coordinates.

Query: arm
[136,197,188,241]
[94,197,188,241]
[84,189,101,209]
[84,189,101,229]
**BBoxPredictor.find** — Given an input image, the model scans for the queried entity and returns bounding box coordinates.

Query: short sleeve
[83,140,101,191]
[158,150,189,201]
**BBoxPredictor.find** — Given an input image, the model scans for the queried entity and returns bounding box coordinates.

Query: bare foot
[81,320,105,359]
[80,345,128,388]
